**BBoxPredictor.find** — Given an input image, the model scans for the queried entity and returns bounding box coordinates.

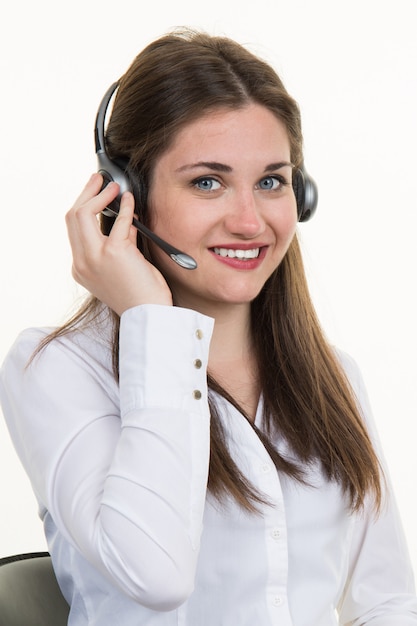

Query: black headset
[293,167,318,223]
[95,82,132,209]
[95,81,318,269]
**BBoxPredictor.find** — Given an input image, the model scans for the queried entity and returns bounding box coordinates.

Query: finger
[66,181,120,251]
[71,173,104,208]
[69,174,121,224]
[108,191,136,240]
[65,194,107,266]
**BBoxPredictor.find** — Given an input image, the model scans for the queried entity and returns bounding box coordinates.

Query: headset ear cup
[293,169,305,221]
[97,152,132,215]
[293,167,318,222]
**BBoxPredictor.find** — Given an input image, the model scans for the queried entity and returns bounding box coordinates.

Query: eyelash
[191,174,290,192]
[257,175,289,191]
[191,176,221,191]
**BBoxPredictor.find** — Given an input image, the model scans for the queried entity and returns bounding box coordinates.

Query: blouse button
[271,528,281,541]
[195,329,204,340]
[194,359,202,369]
[272,595,283,607]
[261,463,271,474]
[193,390,202,400]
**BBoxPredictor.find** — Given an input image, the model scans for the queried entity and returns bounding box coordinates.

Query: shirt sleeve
[0,304,214,610]
[336,351,417,625]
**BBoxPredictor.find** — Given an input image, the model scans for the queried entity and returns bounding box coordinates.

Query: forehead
[158,104,291,167]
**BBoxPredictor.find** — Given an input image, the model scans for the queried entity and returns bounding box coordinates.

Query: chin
[167,271,270,309]
[212,285,265,305]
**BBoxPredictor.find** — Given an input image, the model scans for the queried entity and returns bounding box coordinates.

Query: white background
[1,0,416,575]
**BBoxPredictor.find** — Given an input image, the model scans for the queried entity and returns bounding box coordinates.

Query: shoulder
[1,314,114,387]
[332,347,365,393]
[332,346,369,407]
[332,346,381,443]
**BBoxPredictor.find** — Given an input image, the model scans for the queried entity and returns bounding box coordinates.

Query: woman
[1,29,416,625]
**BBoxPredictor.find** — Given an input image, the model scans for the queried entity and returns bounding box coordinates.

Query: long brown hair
[42,29,382,513]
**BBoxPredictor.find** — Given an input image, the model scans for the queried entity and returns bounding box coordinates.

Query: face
[147,104,298,312]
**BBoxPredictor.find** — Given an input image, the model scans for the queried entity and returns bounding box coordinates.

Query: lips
[212,247,260,260]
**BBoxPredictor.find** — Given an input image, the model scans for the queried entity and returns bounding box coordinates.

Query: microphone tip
[170,253,198,270]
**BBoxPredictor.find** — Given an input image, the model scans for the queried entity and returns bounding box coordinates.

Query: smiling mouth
[212,247,260,260]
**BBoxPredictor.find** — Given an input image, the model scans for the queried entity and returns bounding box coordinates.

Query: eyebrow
[175,161,232,173]
[175,160,294,174]
[264,161,294,172]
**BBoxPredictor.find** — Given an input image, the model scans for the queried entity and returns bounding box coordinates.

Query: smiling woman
[146,105,297,309]
[0,28,416,626]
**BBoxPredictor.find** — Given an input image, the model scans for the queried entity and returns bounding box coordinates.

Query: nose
[223,189,266,239]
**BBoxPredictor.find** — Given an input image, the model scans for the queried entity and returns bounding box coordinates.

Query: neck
[174,295,253,361]
[208,305,253,365]
[209,306,260,422]
[173,299,260,421]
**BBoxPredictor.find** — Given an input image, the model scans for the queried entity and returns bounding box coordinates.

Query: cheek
[276,200,298,242]
[146,188,164,231]
[147,186,187,237]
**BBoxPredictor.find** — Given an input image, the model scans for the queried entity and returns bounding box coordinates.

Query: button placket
[258,458,288,623]
[271,528,281,541]
[192,329,205,400]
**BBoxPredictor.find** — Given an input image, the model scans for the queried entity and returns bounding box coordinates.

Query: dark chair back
[0,552,69,626]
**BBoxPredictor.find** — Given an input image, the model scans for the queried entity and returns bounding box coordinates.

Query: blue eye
[193,177,221,191]
[258,176,282,190]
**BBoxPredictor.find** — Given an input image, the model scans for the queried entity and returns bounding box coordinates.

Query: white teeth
[213,247,260,260]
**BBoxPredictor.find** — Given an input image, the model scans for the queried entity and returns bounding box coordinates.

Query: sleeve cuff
[119,305,214,416]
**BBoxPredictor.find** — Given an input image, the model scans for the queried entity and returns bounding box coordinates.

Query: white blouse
[0,304,416,625]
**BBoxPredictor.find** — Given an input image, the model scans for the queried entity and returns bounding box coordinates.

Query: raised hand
[65,174,173,315]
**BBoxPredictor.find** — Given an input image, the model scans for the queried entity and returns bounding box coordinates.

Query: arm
[339,497,417,625]
[336,352,417,625]
[0,304,213,610]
